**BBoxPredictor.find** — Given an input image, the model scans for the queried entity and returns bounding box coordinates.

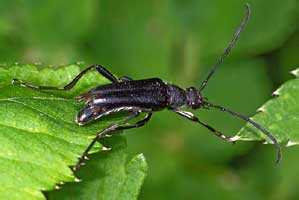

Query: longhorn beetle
[13,4,281,171]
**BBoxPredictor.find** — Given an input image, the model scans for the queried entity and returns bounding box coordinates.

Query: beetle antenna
[199,3,250,92]
[204,101,282,164]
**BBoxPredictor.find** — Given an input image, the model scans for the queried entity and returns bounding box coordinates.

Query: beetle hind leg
[12,64,118,91]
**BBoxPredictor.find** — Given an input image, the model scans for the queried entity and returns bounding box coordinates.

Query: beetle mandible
[13,4,281,171]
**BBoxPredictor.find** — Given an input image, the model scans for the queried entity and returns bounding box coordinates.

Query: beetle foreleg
[172,108,234,142]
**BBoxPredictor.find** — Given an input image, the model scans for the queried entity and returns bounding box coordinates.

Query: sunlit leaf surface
[0,64,147,199]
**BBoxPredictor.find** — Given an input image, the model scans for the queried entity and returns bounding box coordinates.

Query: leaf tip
[290,69,298,77]
[286,140,299,147]
[272,88,280,96]
[74,178,82,182]
[230,135,241,141]
[257,105,266,112]
[135,153,147,163]
[83,155,89,160]
[55,185,61,190]
[102,146,112,151]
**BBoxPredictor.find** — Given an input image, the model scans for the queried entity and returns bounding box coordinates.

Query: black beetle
[13,4,281,171]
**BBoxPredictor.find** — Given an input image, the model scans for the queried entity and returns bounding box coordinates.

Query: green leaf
[236,68,299,145]
[47,135,147,200]
[0,64,147,199]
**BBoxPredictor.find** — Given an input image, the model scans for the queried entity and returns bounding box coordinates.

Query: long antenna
[199,3,250,92]
[205,102,282,164]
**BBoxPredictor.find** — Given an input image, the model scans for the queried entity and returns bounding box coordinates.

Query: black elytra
[13,3,281,171]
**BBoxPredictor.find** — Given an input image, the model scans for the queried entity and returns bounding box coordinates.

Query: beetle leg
[94,65,119,83]
[115,113,152,130]
[12,64,118,91]
[171,108,233,142]
[73,111,140,171]
[118,76,133,82]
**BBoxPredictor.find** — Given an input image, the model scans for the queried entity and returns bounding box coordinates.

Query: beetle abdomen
[84,78,168,110]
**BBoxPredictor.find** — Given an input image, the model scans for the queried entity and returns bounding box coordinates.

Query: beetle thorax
[166,84,203,109]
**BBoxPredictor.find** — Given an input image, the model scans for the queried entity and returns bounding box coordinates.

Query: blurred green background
[1,0,299,199]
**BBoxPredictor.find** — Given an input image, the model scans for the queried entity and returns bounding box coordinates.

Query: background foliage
[0,0,298,199]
